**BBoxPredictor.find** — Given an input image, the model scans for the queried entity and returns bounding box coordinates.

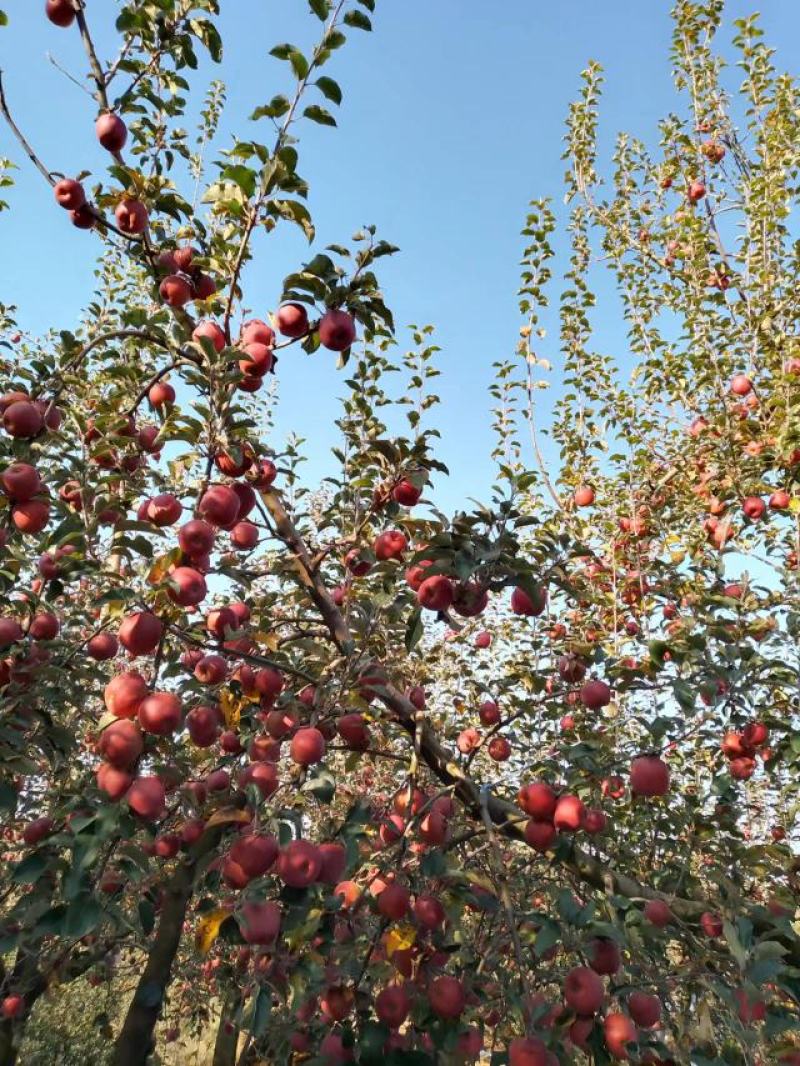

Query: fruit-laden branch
[111,817,238,1066]
[262,488,800,971]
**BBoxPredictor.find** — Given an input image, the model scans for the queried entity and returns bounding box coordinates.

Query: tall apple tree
[0,1,798,1065]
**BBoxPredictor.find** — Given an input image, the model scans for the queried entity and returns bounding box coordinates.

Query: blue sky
[2,1,799,512]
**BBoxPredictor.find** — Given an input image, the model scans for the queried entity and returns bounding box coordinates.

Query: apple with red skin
[276,302,310,338]
[97,719,143,768]
[603,1012,637,1060]
[628,991,661,1028]
[118,611,162,656]
[574,485,595,507]
[240,900,281,945]
[475,630,492,648]
[96,113,127,152]
[126,776,166,819]
[564,966,604,1015]
[511,585,547,616]
[276,840,322,887]
[179,519,215,557]
[417,574,454,611]
[0,618,24,648]
[1,463,42,501]
[230,833,278,878]
[194,655,227,685]
[104,670,148,718]
[588,938,621,975]
[138,691,182,735]
[87,631,118,660]
[580,679,611,709]
[22,816,55,846]
[239,342,274,376]
[452,581,489,617]
[507,1037,547,1066]
[630,754,670,796]
[479,700,500,726]
[488,736,511,762]
[54,179,85,210]
[186,704,221,747]
[250,458,277,488]
[518,781,557,820]
[700,911,722,937]
[115,199,148,234]
[46,0,76,27]
[148,380,177,409]
[377,882,409,920]
[167,566,207,606]
[3,401,44,438]
[96,763,133,800]
[374,529,407,560]
[730,373,752,396]
[192,320,226,352]
[375,985,410,1029]
[414,893,445,929]
[553,794,585,831]
[770,489,790,509]
[1,995,24,1020]
[524,819,557,852]
[290,726,326,766]
[643,899,672,927]
[336,713,370,751]
[393,478,422,506]
[145,493,182,526]
[199,484,240,527]
[241,319,275,347]
[317,842,346,884]
[687,180,706,202]
[742,495,765,520]
[319,309,356,351]
[428,975,465,1019]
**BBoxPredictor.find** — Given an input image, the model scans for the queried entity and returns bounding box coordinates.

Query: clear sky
[2,1,799,513]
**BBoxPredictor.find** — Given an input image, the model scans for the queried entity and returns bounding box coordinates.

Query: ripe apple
[318,309,356,351]
[95,113,127,152]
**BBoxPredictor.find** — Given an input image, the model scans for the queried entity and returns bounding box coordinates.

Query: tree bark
[0,1021,17,1066]
[212,985,241,1066]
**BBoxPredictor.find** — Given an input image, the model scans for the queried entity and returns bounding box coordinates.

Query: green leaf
[0,11,8,27]
[405,607,424,652]
[358,0,376,9]
[303,104,337,127]
[723,919,748,969]
[11,852,48,884]
[221,165,257,198]
[302,765,336,803]
[315,76,342,105]
[270,43,309,80]
[308,0,329,17]
[251,95,291,120]
[344,9,372,30]
[189,18,223,62]
[64,898,104,938]
[324,29,347,50]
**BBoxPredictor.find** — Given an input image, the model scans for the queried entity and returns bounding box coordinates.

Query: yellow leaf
[220,689,242,728]
[148,547,181,586]
[196,908,229,955]
[253,631,280,652]
[385,923,416,957]
[205,807,251,829]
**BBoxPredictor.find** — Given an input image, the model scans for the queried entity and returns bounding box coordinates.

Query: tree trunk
[212,986,241,1066]
[0,1020,17,1066]
[111,819,235,1066]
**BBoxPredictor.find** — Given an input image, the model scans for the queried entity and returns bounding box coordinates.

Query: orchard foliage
[0,2,798,1065]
